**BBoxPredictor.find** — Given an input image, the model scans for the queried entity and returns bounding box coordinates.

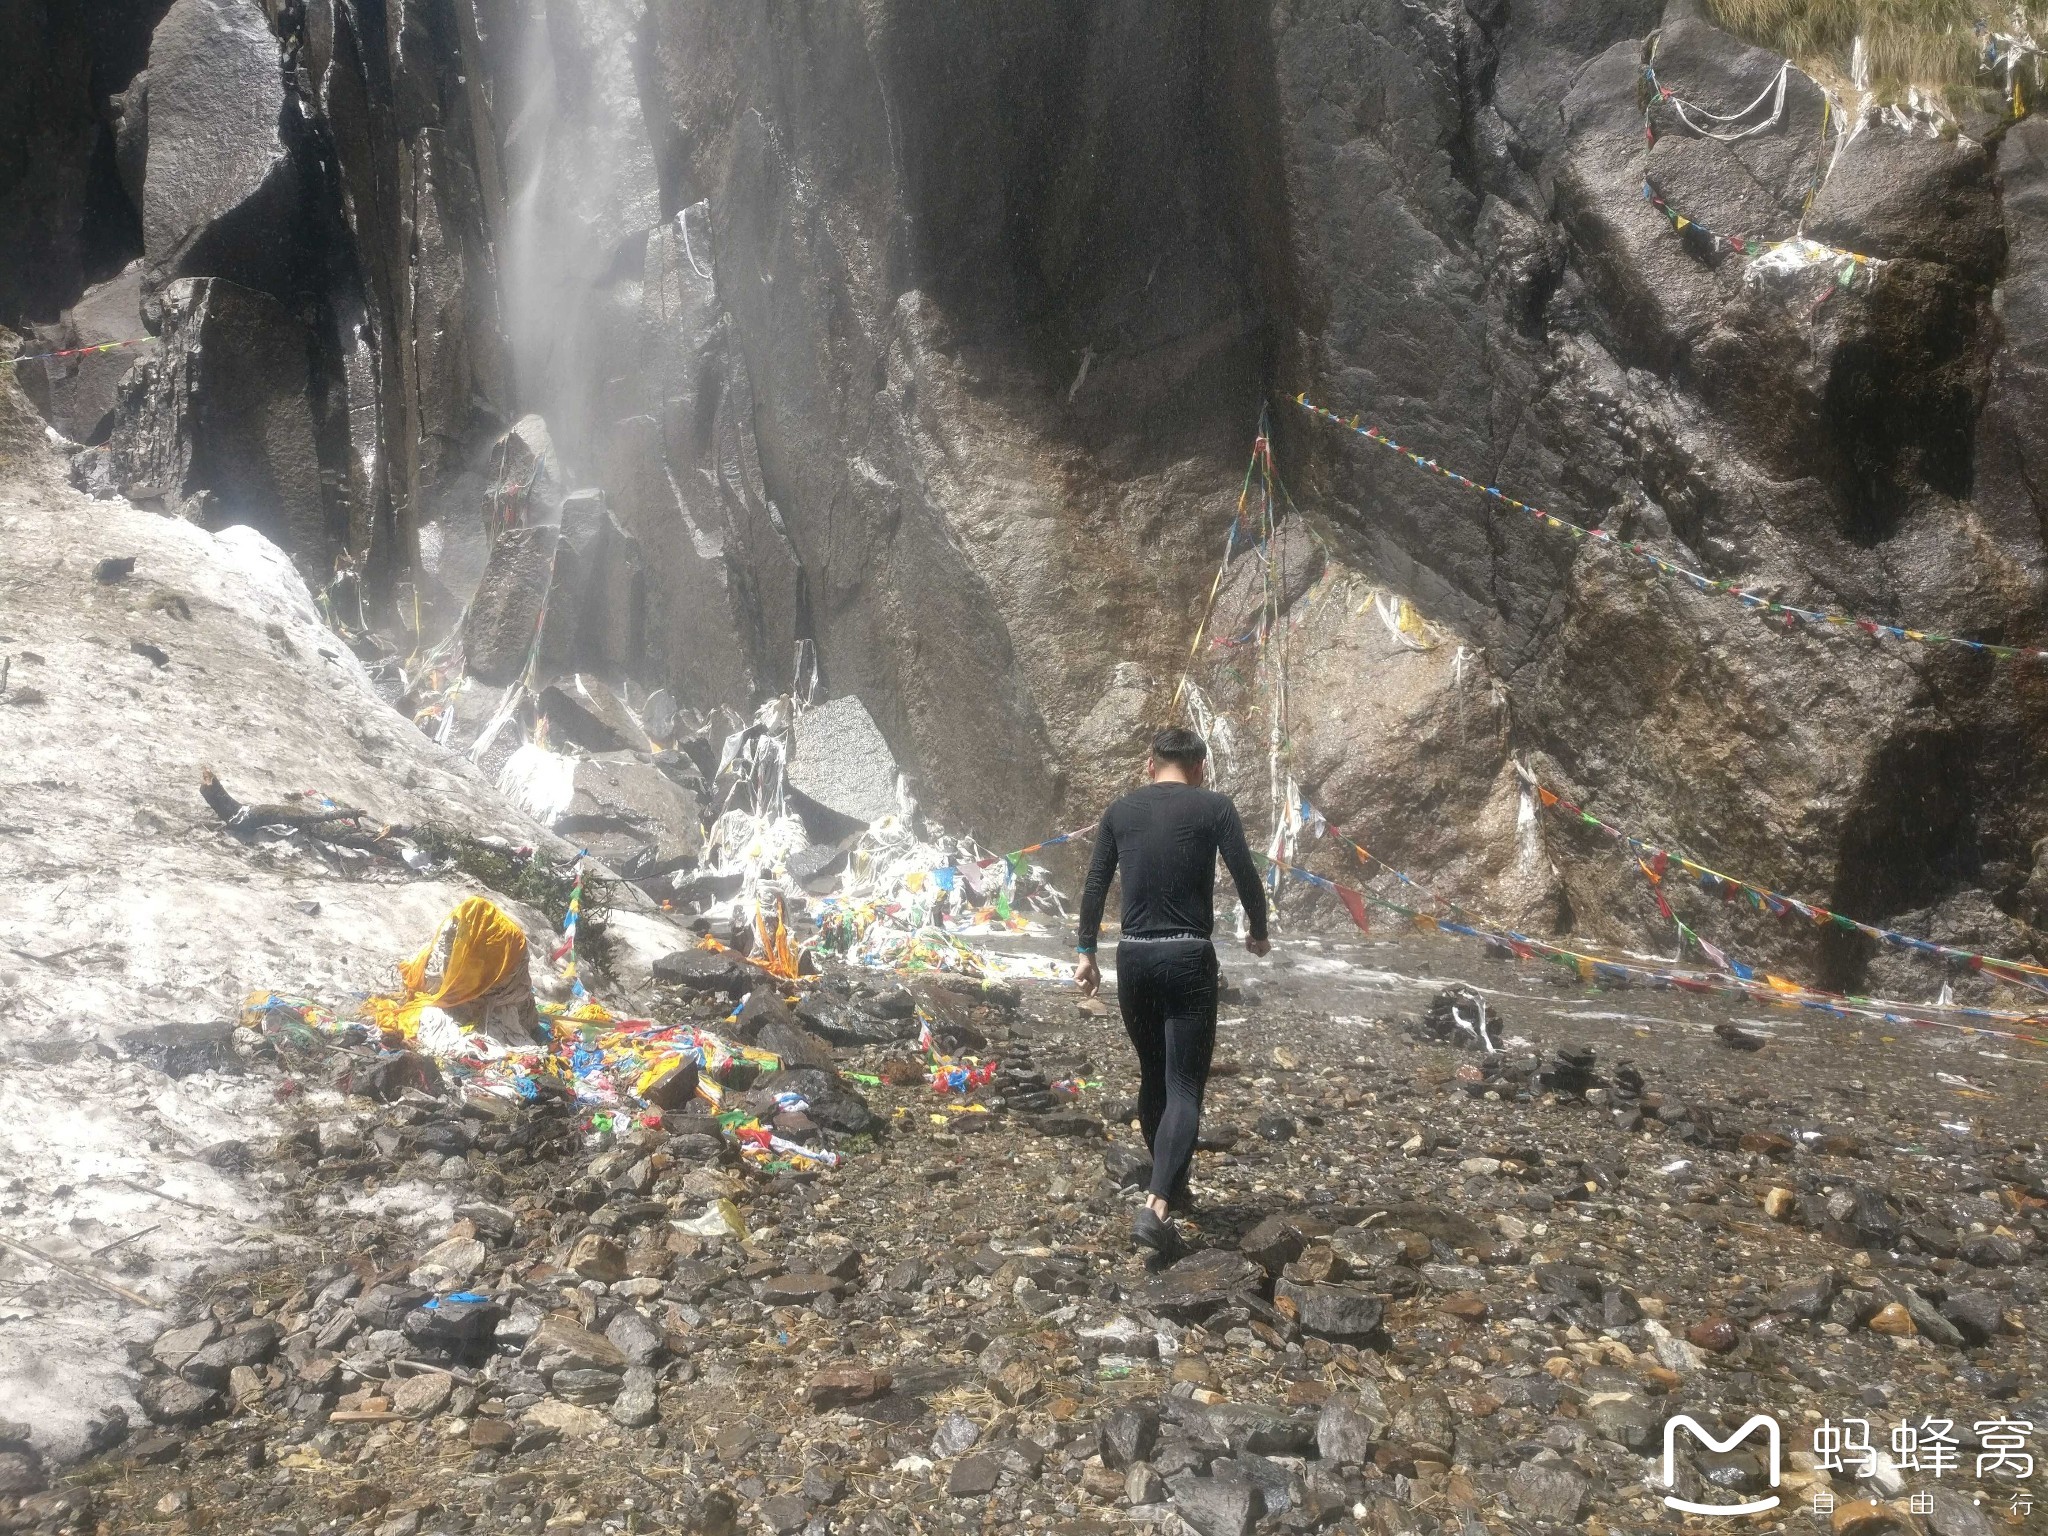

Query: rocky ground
[4,928,2044,1536]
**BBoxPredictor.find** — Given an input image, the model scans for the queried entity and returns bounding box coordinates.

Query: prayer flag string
[8,336,157,367]
[1637,30,1880,289]
[1293,393,2048,666]
[1526,776,2048,996]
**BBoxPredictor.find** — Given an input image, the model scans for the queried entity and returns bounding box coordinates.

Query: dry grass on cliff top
[1709,0,2048,96]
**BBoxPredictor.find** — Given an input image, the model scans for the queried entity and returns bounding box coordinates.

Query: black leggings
[1115,939,1219,1201]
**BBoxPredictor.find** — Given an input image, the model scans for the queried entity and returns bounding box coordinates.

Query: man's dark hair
[1151,727,1208,766]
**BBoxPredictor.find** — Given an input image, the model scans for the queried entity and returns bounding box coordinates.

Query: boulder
[610,1366,659,1428]
[661,868,748,915]
[1171,1400,1318,1458]
[1922,1486,1998,1536]
[522,1399,610,1440]
[552,753,705,873]
[1315,1394,1382,1465]
[1132,1249,1267,1321]
[136,1376,221,1427]
[1097,1404,1159,1470]
[650,946,758,998]
[537,674,648,754]
[462,523,560,686]
[553,1368,624,1405]
[354,1284,431,1330]
[351,1051,445,1102]
[1165,1473,1256,1536]
[522,1316,626,1378]
[1821,1186,1900,1250]
[480,413,567,530]
[789,695,902,831]
[402,1296,503,1361]
[1766,1271,1838,1320]
[1887,1286,1965,1349]
[1240,1212,1332,1276]
[21,262,147,443]
[1940,1289,2004,1346]
[752,1016,836,1071]
[1585,1392,1659,1451]
[149,1320,216,1372]
[1958,1233,2027,1268]
[568,1233,627,1283]
[0,1447,43,1499]
[117,1019,238,1078]
[806,1364,891,1410]
[140,0,299,292]
[603,1307,665,1367]
[103,277,324,568]
[178,1321,276,1387]
[1273,1278,1385,1344]
[1506,1460,1589,1523]
[391,1372,453,1420]
[411,1235,487,1288]
[797,996,923,1048]
[946,1454,1000,1497]
[751,1067,878,1138]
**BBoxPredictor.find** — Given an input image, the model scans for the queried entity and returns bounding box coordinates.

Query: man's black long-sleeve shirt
[1076,782,1269,952]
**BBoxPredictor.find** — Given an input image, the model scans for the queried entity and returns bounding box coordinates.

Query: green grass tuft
[409,823,615,976]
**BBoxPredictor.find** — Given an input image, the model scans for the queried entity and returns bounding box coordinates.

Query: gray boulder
[21,262,146,443]
[104,276,324,567]
[545,489,642,675]
[1273,1277,1385,1344]
[537,675,648,755]
[1506,1460,1590,1523]
[554,753,705,873]
[141,0,298,292]
[1165,1473,1256,1536]
[462,524,559,686]
[790,695,902,830]
[1314,1393,1382,1465]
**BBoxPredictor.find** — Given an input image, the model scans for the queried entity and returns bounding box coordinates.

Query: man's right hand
[1245,936,1271,958]
[1075,954,1100,997]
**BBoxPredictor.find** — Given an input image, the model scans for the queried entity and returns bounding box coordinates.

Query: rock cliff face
[9,0,2048,993]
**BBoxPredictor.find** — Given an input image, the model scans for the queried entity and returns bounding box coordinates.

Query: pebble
[389,1372,452,1420]
[609,1367,659,1428]
[932,1411,981,1458]
[521,1400,609,1440]
[1685,1316,1740,1353]
[1867,1302,1917,1337]
[805,1364,891,1410]
[946,1454,1001,1496]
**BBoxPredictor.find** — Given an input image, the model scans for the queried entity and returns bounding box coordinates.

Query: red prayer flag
[1336,886,1371,935]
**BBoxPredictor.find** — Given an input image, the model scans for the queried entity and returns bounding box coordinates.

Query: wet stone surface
[5,934,2047,1534]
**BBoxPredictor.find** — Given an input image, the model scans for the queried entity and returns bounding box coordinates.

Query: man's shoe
[1132,1206,1186,1260]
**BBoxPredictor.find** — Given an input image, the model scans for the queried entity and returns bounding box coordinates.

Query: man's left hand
[1075,955,1100,996]
[1245,937,1271,958]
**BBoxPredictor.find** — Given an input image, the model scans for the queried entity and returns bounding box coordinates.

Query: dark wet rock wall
[10,0,2048,995]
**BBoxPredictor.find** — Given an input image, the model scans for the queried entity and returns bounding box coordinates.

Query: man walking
[1075,727,1270,1256]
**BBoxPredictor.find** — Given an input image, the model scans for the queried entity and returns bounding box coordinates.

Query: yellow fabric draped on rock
[400,896,529,1006]
[362,896,529,1039]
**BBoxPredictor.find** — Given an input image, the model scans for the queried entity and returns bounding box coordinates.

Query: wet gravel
[6,931,2046,1536]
